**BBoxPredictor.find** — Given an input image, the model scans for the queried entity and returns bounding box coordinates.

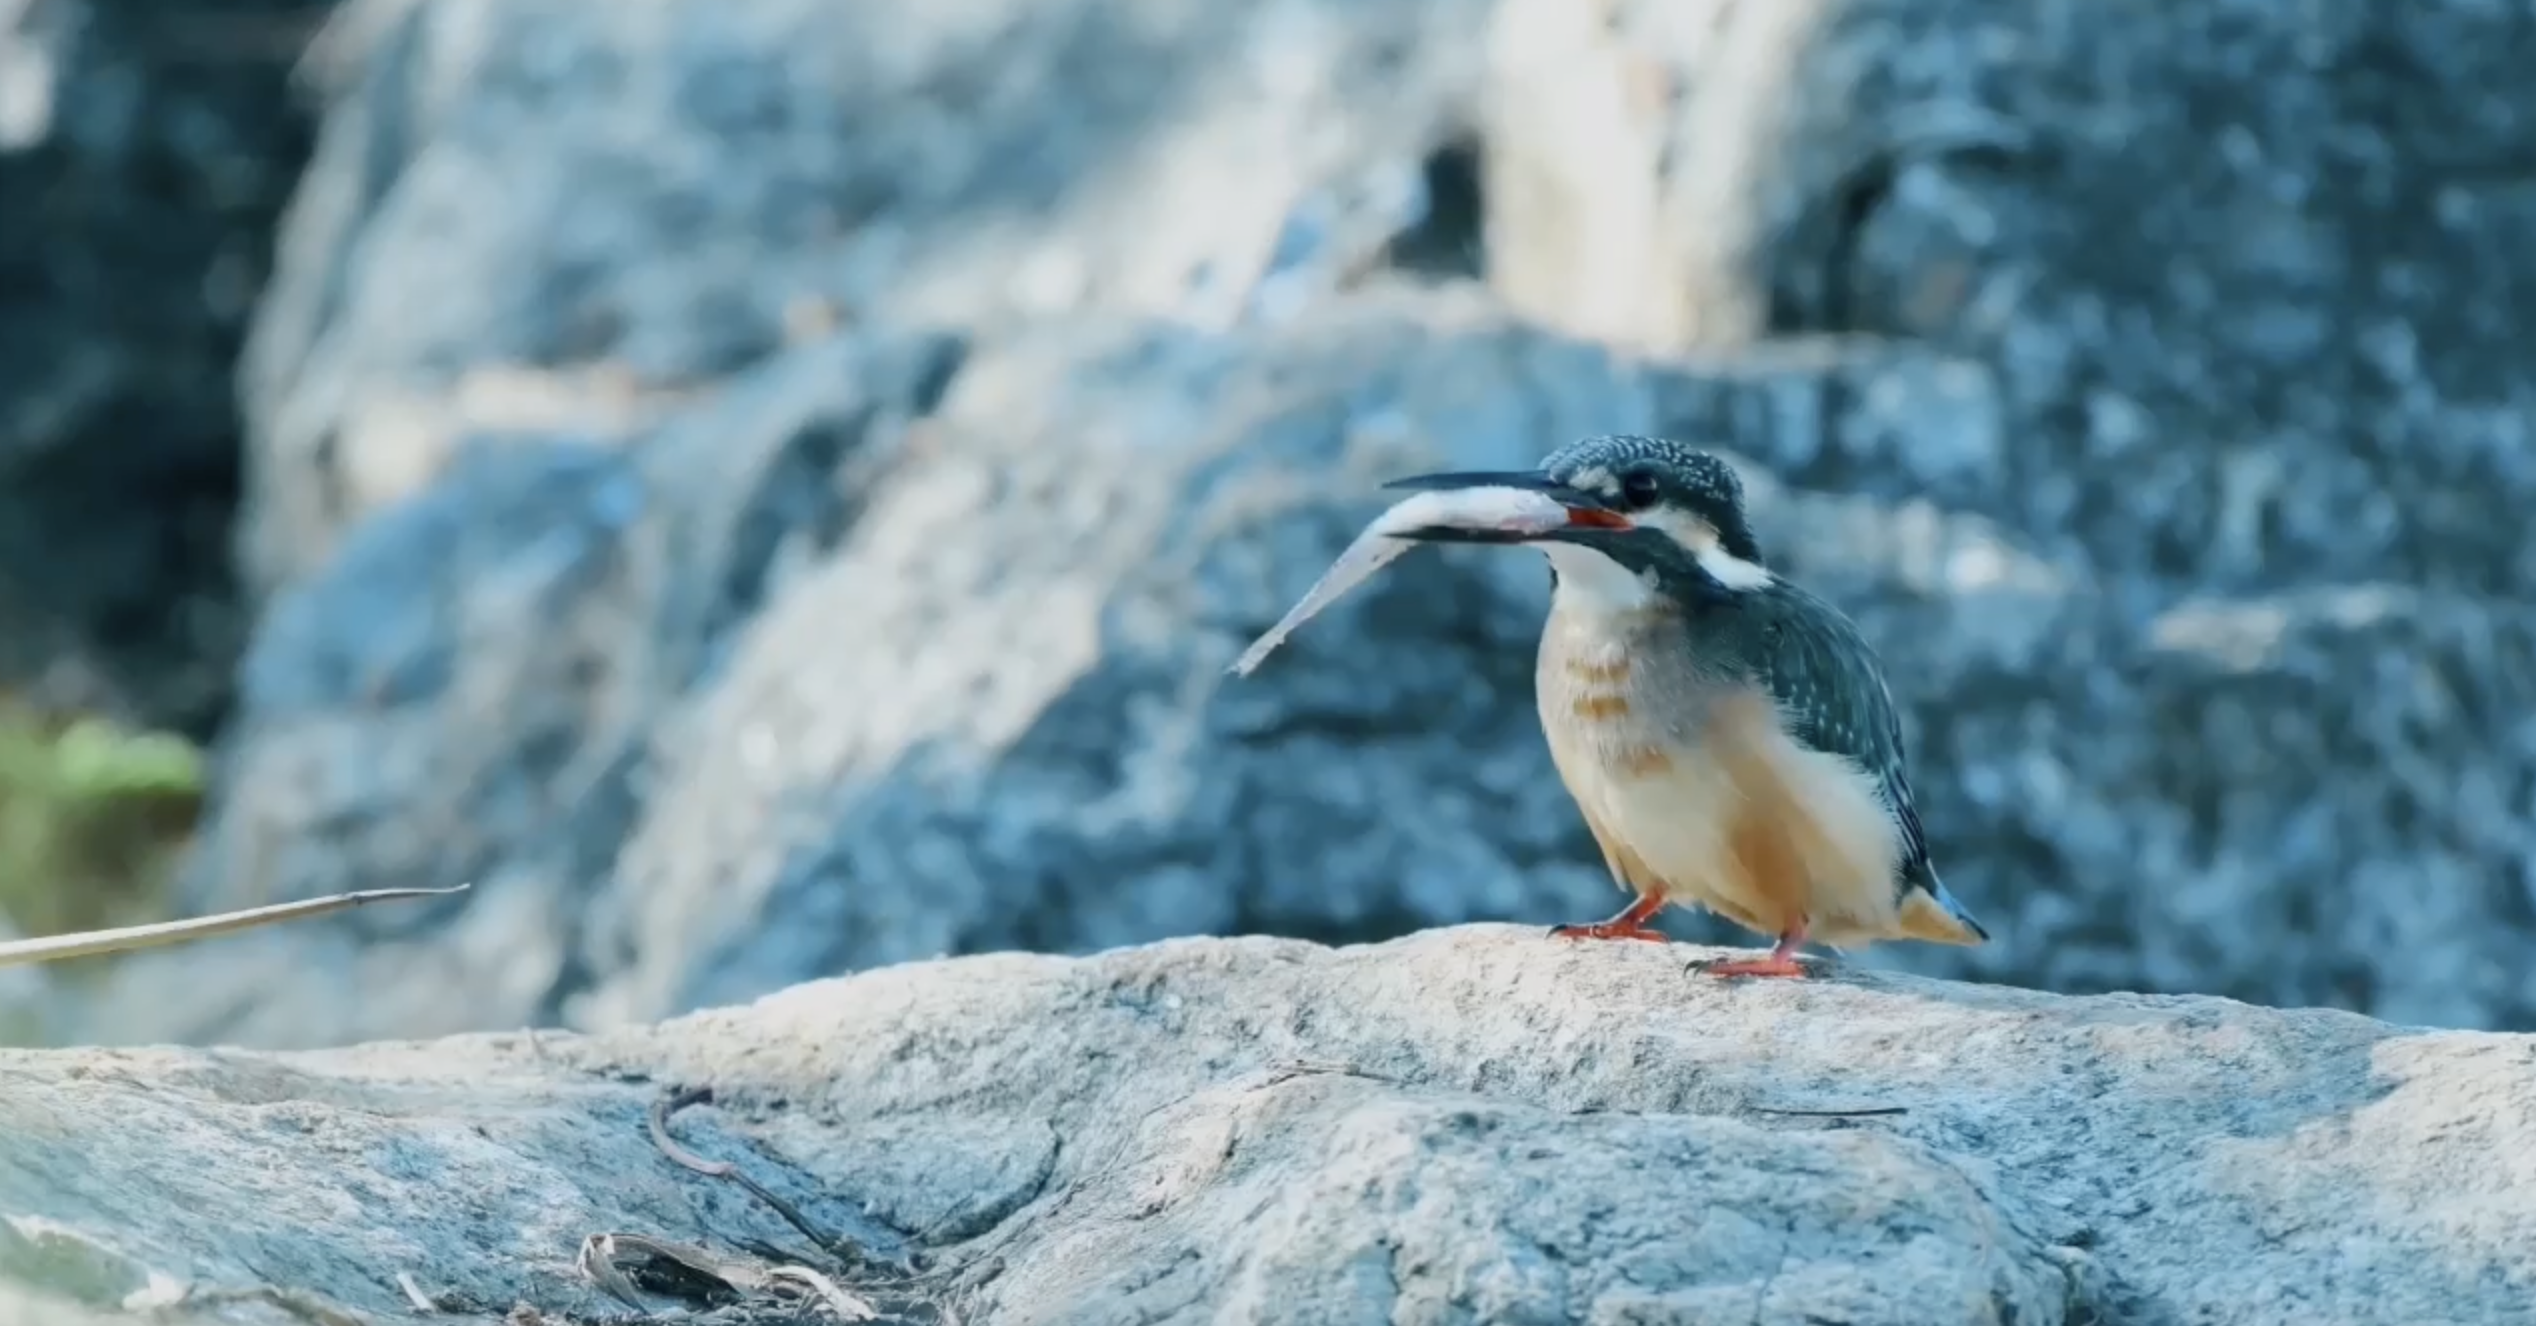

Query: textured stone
[43,0,2536,1045]
[55,289,2536,1048]
[7,929,2536,1324]
[237,0,1494,596]
[58,296,1797,1046]
[1486,0,2536,598]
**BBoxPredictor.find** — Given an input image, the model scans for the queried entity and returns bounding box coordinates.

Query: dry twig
[647,1086,844,1257]
[165,1284,370,1326]
[0,885,470,967]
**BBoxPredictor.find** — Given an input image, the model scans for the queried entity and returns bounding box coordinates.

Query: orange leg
[1550,894,1670,943]
[1700,922,1811,979]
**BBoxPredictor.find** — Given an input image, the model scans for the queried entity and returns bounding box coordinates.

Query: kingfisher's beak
[1377,469,1633,543]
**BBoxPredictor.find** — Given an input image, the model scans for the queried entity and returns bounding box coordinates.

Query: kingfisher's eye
[1619,470,1662,510]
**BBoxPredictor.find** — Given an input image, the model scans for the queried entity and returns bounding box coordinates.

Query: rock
[42,329,973,1048]
[54,287,2536,1049]
[0,0,318,732]
[1474,0,2536,1028]
[5,929,2534,1324]
[70,0,2536,1047]
[572,300,1715,1028]
[237,0,1494,597]
[1923,584,2536,1031]
[0,1283,121,1326]
[1486,0,2536,597]
[60,293,1829,1046]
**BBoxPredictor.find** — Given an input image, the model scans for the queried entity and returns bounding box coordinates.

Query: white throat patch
[1542,544,1658,613]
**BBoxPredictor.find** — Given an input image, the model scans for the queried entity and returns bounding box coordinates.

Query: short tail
[1896,869,1989,946]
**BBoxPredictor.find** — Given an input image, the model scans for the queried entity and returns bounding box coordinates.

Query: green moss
[0,701,204,941]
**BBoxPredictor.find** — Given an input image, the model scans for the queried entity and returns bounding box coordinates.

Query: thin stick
[647,1087,845,1259]
[0,885,471,968]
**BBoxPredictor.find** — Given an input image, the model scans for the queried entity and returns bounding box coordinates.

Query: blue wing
[1743,587,1933,886]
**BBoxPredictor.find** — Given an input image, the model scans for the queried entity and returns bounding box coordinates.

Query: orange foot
[1696,925,1811,979]
[1549,895,1670,944]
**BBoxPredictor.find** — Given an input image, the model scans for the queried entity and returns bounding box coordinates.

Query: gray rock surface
[59,294,1851,1046]
[0,0,316,731]
[34,0,2536,1044]
[62,289,2536,1048]
[236,0,1491,597]
[6,928,2535,1324]
[1489,0,2536,595]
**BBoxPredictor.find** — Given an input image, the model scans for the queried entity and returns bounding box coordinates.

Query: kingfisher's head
[1382,434,1771,610]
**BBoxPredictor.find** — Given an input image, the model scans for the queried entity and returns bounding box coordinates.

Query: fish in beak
[1375,469,1633,543]
[1228,470,1630,675]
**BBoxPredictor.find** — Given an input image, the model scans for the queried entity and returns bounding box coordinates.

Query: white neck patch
[1646,509,1775,591]
[1692,544,1774,591]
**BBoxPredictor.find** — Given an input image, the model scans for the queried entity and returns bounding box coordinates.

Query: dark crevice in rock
[0,418,246,735]
[0,0,325,737]
[1379,134,1488,282]
[1805,150,1904,336]
[904,336,970,418]
[1772,115,2033,337]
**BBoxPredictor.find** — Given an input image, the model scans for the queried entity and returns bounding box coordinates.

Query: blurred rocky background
[4,0,2535,1047]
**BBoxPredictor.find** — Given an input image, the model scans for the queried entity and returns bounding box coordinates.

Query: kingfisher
[1385,434,1989,977]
